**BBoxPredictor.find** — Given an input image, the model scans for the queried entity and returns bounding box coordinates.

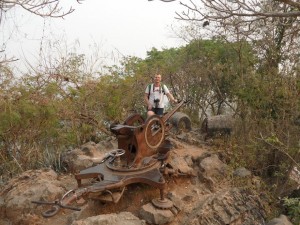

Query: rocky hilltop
[0,134,295,225]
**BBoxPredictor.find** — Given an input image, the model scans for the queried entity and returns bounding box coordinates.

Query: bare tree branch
[0,1,83,64]
[175,0,300,23]
[148,0,176,2]
[0,50,18,65]
[0,0,81,18]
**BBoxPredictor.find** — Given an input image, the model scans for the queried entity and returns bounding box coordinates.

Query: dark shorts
[149,108,164,116]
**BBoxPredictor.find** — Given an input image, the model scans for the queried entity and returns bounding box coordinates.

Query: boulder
[62,140,117,172]
[0,169,65,225]
[266,214,293,225]
[233,167,252,177]
[139,203,175,225]
[72,212,145,225]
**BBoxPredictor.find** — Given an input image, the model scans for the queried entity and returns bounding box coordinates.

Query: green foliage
[0,37,299,225]
[0,53,115,180]
[283,197,300,224]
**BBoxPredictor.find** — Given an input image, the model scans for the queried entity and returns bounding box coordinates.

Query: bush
[283,197,300,224]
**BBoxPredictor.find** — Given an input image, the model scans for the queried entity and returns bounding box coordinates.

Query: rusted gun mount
[108,100,186,168]
[32,100,187,217]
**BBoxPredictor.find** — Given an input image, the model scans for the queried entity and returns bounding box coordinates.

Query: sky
[1,0,189,74]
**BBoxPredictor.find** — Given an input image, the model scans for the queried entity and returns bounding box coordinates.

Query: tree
[176,0,300,22]
[0,0,82,64]
[174,0,300,198]
[0,0,81,19]
[148,0,176,2]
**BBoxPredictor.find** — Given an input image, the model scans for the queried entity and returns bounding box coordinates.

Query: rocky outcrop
[180,188,266,225]
[0,140,295,225]
[0,169,67,225]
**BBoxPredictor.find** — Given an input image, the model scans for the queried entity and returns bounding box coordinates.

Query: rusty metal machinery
[32,101,188,217]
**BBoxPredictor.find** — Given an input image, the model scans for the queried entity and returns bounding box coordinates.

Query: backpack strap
[147,84,152,99]
[161,83,166,95]
[147,83,165,99]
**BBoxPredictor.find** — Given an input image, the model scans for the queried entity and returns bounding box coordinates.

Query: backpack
[147,83,166,99]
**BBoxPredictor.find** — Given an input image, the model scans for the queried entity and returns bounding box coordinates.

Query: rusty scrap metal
[32,100,188,217]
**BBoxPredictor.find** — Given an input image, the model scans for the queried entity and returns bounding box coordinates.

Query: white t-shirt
[145,84,170,108]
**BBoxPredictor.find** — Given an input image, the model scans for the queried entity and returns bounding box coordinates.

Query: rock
[72,211,145,225]
[166,192,183,212]
[180,188,266,225]
[233,167,252,177]
[266,214,293,225]
[139,203,175,225]
[62,140,117,172]
[176,132,200,145]
[0,138,282,225]
[0,169,65,225]
[167,153,195,176]
[199,154,228,179]
[290,166,300,187]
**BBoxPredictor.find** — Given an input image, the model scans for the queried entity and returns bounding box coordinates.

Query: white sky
[1,0,189,73]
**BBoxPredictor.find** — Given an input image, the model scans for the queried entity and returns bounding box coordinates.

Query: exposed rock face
[180,188,266,225]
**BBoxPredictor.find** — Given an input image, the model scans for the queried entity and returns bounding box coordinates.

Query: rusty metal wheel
[108,149,126,157]
[144,115,165,149]
[123,113,144,126]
